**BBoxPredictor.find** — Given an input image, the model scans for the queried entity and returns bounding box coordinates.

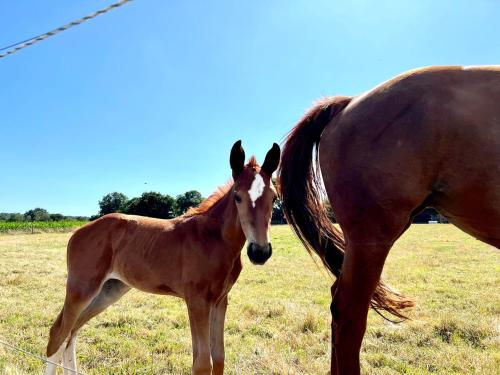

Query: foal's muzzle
[247,242,272,265]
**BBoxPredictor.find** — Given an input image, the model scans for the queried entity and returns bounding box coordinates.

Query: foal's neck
[207,187,246,251]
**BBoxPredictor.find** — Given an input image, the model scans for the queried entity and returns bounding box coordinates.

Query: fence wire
[0,337,84,374]
[0,0,133,59]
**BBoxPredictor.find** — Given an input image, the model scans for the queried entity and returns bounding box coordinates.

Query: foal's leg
[187,297,213,375]
[61,279,130,374]
[44,336,68,375]
[62,334,77,375]
[210,296,228,375]
[45,285,98,375]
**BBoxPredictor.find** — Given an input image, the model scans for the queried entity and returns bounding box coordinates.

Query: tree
[175,190,203,215]
[270,178,286,224]
[98,192,128,216]
[24,208,50,221]
[122,192,176,219]
[50,213,64,221]
[74,216,89,221]
[7,213,25,222]
[271,198,286,224]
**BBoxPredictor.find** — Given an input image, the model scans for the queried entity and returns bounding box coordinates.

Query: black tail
[278,96,414,321]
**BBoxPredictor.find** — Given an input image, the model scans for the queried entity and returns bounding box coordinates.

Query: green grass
[0,220,88,233]
[0,225,498,374]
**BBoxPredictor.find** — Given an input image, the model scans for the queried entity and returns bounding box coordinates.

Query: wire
[0,0,133,59]
[0,337,85,374]
[0,31,50,52]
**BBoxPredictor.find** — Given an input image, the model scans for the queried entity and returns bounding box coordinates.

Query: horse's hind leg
[61,279,130,374]
[329,206,413,375]
[331,240,394,374]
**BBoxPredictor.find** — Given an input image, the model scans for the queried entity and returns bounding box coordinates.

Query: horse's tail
[278,96,414,321]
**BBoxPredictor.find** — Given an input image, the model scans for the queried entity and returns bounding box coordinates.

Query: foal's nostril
[247,242,272,265]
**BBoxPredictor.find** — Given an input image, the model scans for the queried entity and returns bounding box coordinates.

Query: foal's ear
[230,140,245,178]
[261,143,281,176]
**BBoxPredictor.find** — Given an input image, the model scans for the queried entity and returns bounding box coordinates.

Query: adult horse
[45,140,280,375]
[278,66,500,374]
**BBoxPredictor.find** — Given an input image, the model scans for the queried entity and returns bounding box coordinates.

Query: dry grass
[0,225,498,374]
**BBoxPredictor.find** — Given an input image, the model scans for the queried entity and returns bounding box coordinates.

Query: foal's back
[67,213,240,299]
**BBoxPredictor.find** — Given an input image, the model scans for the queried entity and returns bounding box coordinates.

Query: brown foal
[279,66,500,374]
[44,140,280,375]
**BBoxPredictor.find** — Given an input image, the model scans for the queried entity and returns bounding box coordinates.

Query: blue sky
[1,0,499,216]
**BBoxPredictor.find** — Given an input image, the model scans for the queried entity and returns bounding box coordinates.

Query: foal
[44,140,280,375]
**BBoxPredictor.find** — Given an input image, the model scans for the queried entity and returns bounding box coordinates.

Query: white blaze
[248,173,265,208]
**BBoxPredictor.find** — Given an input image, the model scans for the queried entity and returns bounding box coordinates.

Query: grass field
[0,225,498,374]
[0,220,88,233]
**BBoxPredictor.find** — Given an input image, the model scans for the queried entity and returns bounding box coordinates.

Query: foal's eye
[234,195,242,203]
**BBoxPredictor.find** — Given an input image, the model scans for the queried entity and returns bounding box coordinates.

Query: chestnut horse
[278,66,500,374]
[44,140,280,375]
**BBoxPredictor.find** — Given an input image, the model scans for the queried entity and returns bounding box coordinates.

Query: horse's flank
[278,65,500,374]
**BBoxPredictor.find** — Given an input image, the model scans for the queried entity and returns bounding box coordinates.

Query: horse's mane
[184,156,258,217]
[184,182,233,217]
[246,155,258,168]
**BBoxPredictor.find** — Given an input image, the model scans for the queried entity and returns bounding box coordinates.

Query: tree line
[0,189,287,224]
[92,191,204,220]
[0,208,88,222]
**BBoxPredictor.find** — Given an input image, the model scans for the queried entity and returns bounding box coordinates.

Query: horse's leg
[331,239,394,374]
[328,195,415,374]
[330,280,339,375]
[187,298,213,375]
[61,279,130,374]
[210,296,228,375]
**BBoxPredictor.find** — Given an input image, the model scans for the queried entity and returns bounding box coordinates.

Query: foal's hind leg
[45,284,99,375]
[61,279,130,374]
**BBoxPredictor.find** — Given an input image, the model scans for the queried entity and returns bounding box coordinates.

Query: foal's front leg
[187,298,212,375]
[210,296,228,375]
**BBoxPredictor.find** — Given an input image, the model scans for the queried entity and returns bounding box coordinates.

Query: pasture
[0,225,498,374]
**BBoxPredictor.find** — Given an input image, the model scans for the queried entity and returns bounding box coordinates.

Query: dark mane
[183,156,259,217]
